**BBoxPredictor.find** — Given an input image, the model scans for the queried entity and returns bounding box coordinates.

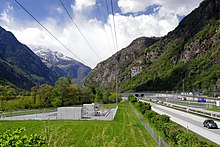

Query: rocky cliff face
[0,26,57,90]
[85,37,159,88]
[33,48,91,85]
[85,0,220,93]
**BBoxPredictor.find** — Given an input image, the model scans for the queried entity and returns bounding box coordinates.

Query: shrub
[144,111,157,122]
[128,95,137,103]
[0,127,46,146]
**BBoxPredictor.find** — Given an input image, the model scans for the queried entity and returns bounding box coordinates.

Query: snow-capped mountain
[33,47,92,85]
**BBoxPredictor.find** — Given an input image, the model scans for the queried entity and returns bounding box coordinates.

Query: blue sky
[0,0,203,68]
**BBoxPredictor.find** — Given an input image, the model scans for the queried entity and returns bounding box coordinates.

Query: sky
[0,0,204,68]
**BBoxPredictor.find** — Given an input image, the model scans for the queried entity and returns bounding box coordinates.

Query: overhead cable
[109,0,119,105]
[105,0,116,52]
[110,0,119,52]
[59,0,101,60]
[97,2,114,54]
[14,0,86,64]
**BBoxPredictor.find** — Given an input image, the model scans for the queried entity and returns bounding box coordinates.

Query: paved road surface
[150,102,220,145]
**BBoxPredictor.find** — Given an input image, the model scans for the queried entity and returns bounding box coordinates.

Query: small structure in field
[57,107,82,120]
[57,103,115,120]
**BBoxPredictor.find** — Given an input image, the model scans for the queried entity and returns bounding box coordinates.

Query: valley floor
[0,101,156,146]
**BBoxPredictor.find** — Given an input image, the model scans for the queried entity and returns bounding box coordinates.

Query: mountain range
[0,27,91,90]
[1,0,219,93]
[33,48,91,85]
[85,0,220,93]
[0,26,57,90]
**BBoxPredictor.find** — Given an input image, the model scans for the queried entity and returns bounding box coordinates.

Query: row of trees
[129,95,215,146]
[0,77,121,111]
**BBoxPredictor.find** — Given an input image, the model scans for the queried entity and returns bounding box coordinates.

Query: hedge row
[129,95,216,146]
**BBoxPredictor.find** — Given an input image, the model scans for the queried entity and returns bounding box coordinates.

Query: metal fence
[129,102,169,147]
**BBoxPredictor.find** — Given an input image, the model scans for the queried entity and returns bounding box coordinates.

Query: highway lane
[153,104,220,135]
[140,100,220,145]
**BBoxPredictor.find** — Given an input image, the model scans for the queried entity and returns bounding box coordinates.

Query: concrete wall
[57,107,82,120]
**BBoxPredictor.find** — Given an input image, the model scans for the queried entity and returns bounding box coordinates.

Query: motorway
[140,100,220,145]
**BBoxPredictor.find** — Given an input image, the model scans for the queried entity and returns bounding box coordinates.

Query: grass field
[0,101,156,147]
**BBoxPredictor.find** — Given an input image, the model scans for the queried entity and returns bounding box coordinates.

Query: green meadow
[0,101,156,146]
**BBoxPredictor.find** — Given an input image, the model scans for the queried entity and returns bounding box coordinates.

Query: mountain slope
[85,0,220,93]
[0,26,57,90]
[85,37,159,88]
[33,48,91,85]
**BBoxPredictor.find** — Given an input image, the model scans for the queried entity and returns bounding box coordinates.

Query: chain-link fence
[129,102,169,147]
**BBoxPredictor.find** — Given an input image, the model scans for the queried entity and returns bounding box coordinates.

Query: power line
[109,0,119,105]
[14,0,85,64]
[59,0,101,60]
[110,0,119,52]
[96,2,114,54]
[105,0,116,53]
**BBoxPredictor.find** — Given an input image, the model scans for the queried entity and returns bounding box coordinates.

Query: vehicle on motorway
[203,119,218,129]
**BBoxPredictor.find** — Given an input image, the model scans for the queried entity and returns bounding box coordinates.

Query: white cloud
[118,0,157,13]
[118,0,203,16]
[73,0,96,11]
[1,0,204,69]
[56,7,63,13]
[5,16,113,68]
[0,2,14,25]
[108,12,179,49]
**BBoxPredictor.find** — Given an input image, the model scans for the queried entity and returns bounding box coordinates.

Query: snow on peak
[32,47,73,63]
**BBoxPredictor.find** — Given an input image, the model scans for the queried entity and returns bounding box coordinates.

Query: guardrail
[164,102,220,120]
[140,99,220,120]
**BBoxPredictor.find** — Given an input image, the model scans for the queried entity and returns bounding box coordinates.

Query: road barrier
[140,98,220,120]
[163,102,220,120]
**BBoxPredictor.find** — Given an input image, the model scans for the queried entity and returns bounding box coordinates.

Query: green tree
[79,86,95,104]
[95,89,103,102]
[109,92,122,104]
[102,91,111,104]
[68,84,80,105]
[35,84,54,108]
[31,86,38,105]
[0,85,16,111]
[4,86,16,101]
[54,77,71,106]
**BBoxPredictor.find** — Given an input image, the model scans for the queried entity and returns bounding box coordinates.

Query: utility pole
[183,79,185,95]
[193,86,195,102]
[116,76,118,105]
[214,85,217,98]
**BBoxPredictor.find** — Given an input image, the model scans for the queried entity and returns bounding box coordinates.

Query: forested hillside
[0,26,57,90]
[85,0,220,94]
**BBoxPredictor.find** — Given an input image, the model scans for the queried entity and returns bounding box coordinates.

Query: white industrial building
[57,107,82,120]
[57,103,116,120]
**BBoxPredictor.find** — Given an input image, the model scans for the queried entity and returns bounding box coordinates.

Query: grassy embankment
[0,101,156,147]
